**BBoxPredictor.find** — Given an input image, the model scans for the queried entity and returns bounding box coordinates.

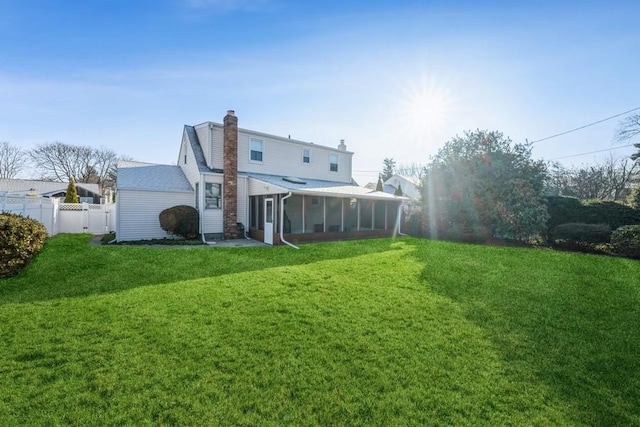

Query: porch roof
[245,173,408,201]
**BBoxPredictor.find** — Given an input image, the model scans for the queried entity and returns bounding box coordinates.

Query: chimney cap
[226,109,235,116]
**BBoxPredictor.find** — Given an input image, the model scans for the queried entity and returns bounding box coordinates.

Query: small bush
[611,225,640,259]
[159,205,199,239]
[552,223,611,244]
[0,212,48,278]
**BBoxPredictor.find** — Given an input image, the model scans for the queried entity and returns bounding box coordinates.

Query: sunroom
[244,173,407,245]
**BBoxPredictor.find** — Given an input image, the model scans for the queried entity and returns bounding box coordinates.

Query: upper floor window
[250,139,264,162]
[302,148,310,164]
[329,153,339,172]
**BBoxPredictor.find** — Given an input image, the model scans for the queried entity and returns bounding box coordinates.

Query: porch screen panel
[325,197,342,232]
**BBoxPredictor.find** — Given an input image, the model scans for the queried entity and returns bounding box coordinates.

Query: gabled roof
[184,125,223,174]
[245,172,407,201]
[0,178,100,196]
[383,174,421,186]
[117,161,193,193]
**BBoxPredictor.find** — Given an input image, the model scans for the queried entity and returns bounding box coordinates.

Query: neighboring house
[116,110,407,244]
[0,178,101,203]
[383,175,421,200]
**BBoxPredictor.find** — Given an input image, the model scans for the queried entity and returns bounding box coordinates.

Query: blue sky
[1,0,639,183]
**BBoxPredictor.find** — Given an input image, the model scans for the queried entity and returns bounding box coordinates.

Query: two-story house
[116,110,406,245]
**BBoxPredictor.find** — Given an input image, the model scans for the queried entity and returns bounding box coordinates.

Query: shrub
[552,223,611,244]
[545,196,640,242]
[0,212,48,278]
[582,200,640,230]
[545,196,584,232]
[627,186,640,210]
[159,205,199,239]
[611,225,640,259]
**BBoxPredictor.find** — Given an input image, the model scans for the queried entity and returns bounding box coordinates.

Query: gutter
[280,192,299,249]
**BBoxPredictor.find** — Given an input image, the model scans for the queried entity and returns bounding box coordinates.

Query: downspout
[199,174,216,245]
[397,201,408,236]
[244,176,250,239]
[280,192,299,249]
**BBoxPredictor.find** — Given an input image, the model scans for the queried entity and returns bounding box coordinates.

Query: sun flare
[399,75,456,144]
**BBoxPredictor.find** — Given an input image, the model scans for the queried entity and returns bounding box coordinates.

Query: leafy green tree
[64,178,80,203]
[421,129,548,241]
[381,158,396,182]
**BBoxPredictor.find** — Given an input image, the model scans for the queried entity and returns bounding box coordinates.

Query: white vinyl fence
[1,192,116,236]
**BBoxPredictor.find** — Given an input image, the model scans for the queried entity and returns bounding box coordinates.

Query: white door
[264,198,274,245]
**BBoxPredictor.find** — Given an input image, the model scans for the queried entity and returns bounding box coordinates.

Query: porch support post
[302,194,305,234]
[341,198,344,232]
[357,199,361,231]
[323,196,326,232]
[371,200,375,230]
[385,201,388,230]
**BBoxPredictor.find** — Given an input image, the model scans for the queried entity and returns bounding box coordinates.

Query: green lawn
[1,234,639,426]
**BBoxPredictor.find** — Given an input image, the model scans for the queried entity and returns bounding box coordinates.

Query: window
[205,183,222,209]
[329,153,339,172]
[250,139,263,162]
[302,148,310,164]
[195,183,199,209]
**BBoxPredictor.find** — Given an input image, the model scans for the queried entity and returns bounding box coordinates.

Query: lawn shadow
[0,234,411,305]
[410,240,640,425]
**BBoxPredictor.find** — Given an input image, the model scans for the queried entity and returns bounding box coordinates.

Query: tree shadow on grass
[0,234,408,305]
[410,240,640,426]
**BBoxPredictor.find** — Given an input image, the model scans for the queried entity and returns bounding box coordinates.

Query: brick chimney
[223,110,238,239]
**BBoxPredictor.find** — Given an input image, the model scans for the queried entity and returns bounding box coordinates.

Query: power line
[529,106,640,144]
[548,144,636,161]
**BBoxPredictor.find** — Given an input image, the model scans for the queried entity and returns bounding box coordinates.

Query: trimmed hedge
[582,200,640,230]
[546,196,640,241]
[552,223,611,244]
[0,212,48,278]
[611,225,640,259]
[159,205,199,239]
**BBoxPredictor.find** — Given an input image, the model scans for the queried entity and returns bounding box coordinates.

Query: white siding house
[383,175,421,200]
[116,110,406,244]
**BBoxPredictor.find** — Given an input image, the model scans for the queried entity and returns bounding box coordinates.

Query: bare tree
[29,142,119,187]
[395,162,426,179]
[0,141,28,179]
[616,113,640,161]
[549,156,639,200]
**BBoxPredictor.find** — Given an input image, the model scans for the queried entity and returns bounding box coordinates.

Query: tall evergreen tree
[375,175,383,192]
[381,158,396,182]
[64,178,80,203]
[394,184,403,196]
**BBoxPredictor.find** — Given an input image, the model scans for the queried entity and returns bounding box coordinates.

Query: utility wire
[548,144,636,161]
[529,106,640,144]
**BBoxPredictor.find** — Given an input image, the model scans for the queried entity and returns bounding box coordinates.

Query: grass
[1,234,639,425]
